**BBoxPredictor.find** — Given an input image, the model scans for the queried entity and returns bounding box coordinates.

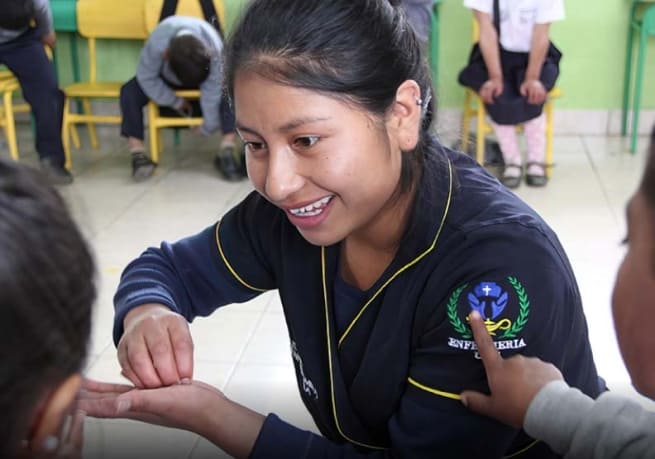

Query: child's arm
[462,312,655,457]
[472,10,503,104]
[520,23,550,105]
[33,0,55,48]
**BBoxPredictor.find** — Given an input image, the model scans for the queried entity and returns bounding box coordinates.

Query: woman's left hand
[78,378,225,434]
[520,79,547,105]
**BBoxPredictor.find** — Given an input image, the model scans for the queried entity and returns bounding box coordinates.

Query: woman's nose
[264,148,304,203]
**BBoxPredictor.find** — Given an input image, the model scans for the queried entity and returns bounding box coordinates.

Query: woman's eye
[244,141,266,153]
[294,136,319,149]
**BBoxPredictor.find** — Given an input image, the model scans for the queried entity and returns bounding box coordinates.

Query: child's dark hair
[225,0,438,197]
[0,0,35,30]
[0,160,95,457]
[168,34,211,88]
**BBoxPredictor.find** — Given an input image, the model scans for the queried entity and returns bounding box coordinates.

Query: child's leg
[489,120,521,173]
[524,113,546,177]
[119,77,151,151]
[2,36,65,167]
[119,77,156,180]
[214,97,245,181]
[219,96,236,147]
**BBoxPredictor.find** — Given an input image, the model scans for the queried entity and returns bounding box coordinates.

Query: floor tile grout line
[580,135,624,231]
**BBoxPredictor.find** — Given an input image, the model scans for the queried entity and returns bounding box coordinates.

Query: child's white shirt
[464,0,565,52]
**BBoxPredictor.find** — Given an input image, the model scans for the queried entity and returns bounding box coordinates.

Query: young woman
[0,159,95,457]
[81,1,600,457]
[460,127,655,457]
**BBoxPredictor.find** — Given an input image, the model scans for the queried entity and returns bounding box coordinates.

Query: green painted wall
[52,0,655,110]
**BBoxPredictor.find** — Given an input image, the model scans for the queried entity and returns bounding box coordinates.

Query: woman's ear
[387,79,422,151]
[26,374,82,454]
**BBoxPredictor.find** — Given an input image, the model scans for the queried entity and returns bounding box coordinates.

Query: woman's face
[611,191,655,398]
[233,71,415,247]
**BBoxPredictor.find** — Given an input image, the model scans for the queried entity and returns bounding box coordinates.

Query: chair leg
[62,97,72,169]
[3,90,18,161]
[461,90,472,150]
[545,99,554,178]
[147,102,159,163]
[83,98,99,149]
[630,30,647,153]
[476,97,486,165]
[622,3,637,137]
[174,128,181,147]
[429,1,440,85]
[70,123,81,149]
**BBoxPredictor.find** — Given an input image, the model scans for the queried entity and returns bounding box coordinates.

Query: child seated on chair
[458,0,563,189]
[120,15,244,182]
[0,0,73,185]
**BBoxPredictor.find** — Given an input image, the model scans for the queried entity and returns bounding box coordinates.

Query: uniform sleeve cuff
[250,413,315,458]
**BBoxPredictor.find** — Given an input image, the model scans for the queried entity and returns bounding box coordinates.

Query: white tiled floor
[4,122,654,458]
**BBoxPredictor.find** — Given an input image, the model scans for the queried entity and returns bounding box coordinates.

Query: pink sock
[490,121,521,176]
[524,114,546,175]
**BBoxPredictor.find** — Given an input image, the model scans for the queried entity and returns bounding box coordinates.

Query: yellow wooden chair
[143,0,226,163]
[0,72,27,161]
[61,0,149,168]
[460,20,561,177]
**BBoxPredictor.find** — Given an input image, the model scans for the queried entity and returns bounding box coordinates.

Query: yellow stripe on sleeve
[407,377,462,401]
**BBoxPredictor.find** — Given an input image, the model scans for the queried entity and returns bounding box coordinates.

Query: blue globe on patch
[468,282,508,321]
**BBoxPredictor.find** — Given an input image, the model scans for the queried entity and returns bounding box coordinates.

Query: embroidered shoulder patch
[446,277,530,356]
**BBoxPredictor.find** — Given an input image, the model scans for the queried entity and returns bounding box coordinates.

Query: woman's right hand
[118,304,194,388]
[479,78,504,105]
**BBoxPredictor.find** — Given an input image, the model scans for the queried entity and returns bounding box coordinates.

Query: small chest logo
[291,341,318,400]
[447,277,530,356]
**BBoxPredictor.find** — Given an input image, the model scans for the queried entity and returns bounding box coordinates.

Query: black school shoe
[214,145,246,182]
[500,164,522,189]
[131,152,157,182]
[525,162,548,187]
[40,157,73,185]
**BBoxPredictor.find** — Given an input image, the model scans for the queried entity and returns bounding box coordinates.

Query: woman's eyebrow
[236,116,331,136]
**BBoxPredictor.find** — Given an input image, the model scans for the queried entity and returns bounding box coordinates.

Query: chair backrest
[75,0,149,82]
[76,0,148,39]
[143,0,226,34]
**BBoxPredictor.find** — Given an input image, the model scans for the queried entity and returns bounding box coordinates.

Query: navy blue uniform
[115,145,600,458]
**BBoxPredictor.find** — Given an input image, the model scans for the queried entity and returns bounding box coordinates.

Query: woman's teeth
[289,196,332,217]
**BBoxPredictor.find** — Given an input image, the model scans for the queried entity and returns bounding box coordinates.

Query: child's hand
[479,78,504,104]
[41,31,56,49]
[459,311,563,428]
[520,79,547,105]
[177,99,193,118]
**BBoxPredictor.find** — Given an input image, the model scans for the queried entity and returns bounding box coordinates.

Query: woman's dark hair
[0,0,35,30]
[0,160,95,457]
[168,34,211,88]
[225,0,438,197]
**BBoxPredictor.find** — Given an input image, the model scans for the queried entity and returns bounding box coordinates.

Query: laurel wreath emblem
[447,277,530,339]
[501,276,530,338]
[446,283,471,338]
